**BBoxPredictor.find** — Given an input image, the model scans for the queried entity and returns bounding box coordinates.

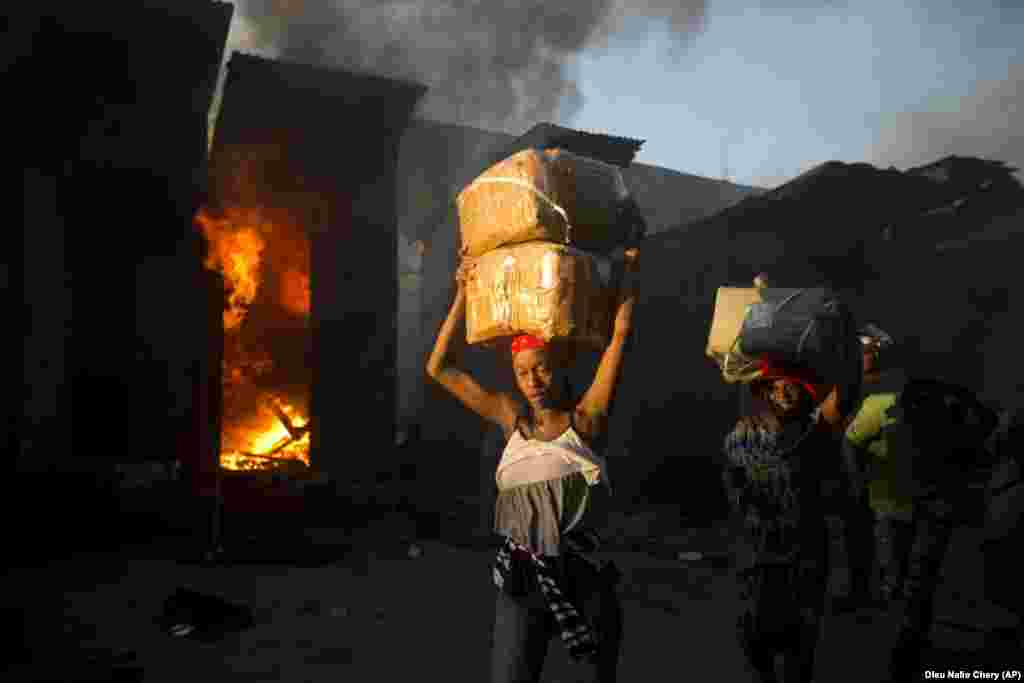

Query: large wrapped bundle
[706,287,766,383]
[456,148,634,258]
[465,242,612,347]
[707,286,861,392]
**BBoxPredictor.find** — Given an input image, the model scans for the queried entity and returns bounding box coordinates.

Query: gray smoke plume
[226,0,707,133]
[868,62,1024,178]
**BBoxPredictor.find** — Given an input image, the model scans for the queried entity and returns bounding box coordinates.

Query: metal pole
[203,269,226,564]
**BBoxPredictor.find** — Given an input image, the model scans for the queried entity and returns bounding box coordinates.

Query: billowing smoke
[224,0,707,133]
[869,63,1023,178]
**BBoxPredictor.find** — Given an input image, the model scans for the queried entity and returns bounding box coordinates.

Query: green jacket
[845,393,915,518]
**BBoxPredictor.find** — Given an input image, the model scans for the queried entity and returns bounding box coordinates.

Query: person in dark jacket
[877,380,1001,681]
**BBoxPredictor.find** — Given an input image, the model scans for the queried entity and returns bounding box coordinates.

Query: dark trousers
[888,499,956,678]
[838,494,878,599]
[737,525,830,683]
[875,515,915,600]
[490,559,623,683]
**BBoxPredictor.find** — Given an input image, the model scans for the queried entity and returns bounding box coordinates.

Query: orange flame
[197,203,312,472]
[196,207,267,331]
[219,399,311,471]
[280,268,311,317]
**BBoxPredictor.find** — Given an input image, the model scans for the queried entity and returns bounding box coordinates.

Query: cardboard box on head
[707,287,765,359]
[456,148,633,258]
[465,242,612,348]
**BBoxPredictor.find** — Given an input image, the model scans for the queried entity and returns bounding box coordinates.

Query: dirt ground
[5,503,1021,683]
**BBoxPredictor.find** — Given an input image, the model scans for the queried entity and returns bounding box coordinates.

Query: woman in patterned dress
[723,362,854,683]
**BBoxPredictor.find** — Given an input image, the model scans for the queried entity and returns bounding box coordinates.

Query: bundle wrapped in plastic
[456,148,636,258]
[707,286,861,392]
[465,241,612,347]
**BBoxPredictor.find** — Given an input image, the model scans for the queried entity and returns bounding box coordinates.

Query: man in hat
[846,339,1005,680]
[834,325,901,612]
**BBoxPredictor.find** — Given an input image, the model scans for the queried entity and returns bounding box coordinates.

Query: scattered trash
[157,587,255,642]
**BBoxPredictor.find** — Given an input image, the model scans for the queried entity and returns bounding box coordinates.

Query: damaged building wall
[206,52,425,484]
[863,206,1024,405]
[20,3,233,474]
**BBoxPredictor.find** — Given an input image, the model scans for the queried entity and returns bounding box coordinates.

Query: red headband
[756,359,821,404]
[510,334,546,355]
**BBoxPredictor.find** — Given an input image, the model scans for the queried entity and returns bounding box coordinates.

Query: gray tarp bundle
[738,287,862,393]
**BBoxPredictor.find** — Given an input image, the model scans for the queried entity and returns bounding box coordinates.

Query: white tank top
[496,421,610,492]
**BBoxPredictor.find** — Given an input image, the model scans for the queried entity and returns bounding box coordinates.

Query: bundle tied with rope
[705,278,862,404]
[458,148,644,348]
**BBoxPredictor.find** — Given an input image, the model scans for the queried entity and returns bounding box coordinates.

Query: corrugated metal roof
[450,122,645,195]
[509,122,645,167]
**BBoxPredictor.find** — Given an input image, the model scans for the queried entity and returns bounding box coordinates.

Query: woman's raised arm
[425,258,518,432]
[577,248,640,430]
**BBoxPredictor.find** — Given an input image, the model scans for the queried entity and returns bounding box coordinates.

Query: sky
[567,0,1024,187]
[223,0,1023,189]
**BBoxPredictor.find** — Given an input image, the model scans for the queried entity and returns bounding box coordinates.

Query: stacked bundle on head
[457,148,644,348]
[705,284,862,396]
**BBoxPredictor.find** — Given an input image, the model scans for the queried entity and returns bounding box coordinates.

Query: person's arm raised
[576,248,639,433]
[425,259,518,433]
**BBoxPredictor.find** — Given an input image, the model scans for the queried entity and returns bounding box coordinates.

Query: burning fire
[196,205,312,472]
[219,399,311,471]
[280,268,311,317]
[196,207,266,331]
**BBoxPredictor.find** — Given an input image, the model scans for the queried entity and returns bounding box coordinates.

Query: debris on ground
[157,587,255,643]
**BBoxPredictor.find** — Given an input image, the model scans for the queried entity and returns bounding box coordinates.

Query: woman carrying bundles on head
[426,248,639,683]
[723,359,857,683]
